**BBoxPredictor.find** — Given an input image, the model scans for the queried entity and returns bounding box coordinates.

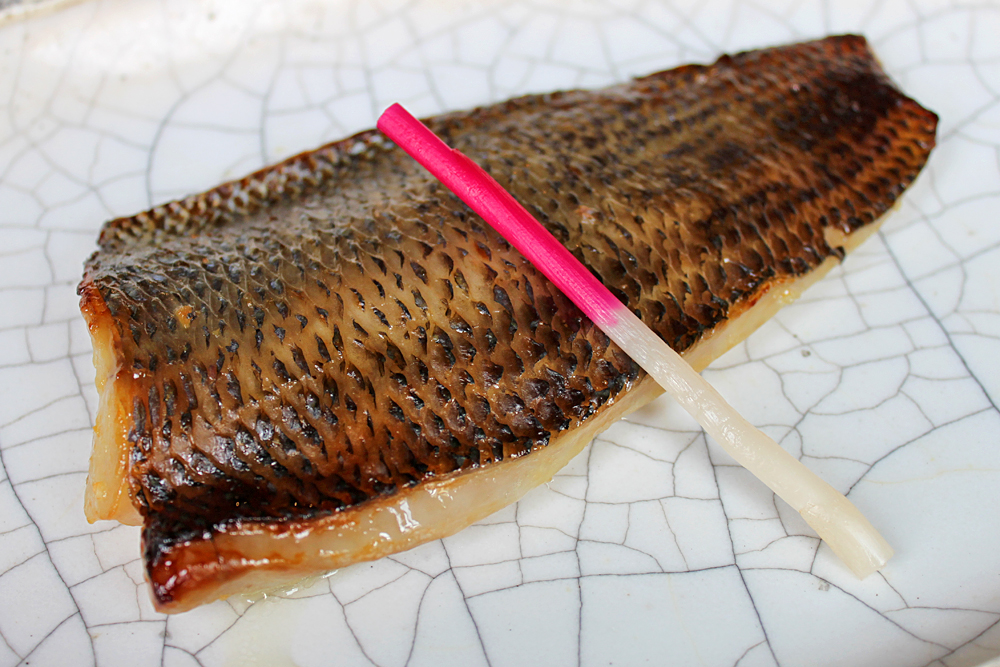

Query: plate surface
[1,1,999,666]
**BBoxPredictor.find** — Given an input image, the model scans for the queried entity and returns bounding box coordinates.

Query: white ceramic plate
[1,1,999,665]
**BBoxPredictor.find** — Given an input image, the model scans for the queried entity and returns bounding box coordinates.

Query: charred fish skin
[79,35,936,611]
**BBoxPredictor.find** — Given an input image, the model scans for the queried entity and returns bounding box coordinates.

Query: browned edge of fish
[78,35,938,613]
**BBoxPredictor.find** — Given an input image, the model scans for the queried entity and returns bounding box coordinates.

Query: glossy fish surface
[78,35,936,612]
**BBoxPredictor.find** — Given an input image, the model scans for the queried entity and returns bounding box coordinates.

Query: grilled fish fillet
[78,35,937,612]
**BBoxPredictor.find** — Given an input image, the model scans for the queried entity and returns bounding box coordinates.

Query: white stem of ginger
[605,306,893,578]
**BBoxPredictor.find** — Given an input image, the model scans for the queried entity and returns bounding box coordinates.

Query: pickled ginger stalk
[378,102,893,578]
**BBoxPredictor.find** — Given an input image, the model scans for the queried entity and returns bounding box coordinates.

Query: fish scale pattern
[78,35,935,610]
[88,135,635,528]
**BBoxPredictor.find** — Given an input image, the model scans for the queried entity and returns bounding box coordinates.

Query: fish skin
[79,35,937,611]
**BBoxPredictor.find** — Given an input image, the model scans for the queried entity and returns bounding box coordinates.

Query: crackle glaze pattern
[0,1,998,666]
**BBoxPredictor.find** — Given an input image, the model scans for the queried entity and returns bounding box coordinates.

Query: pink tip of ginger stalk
[376,103,623,329]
